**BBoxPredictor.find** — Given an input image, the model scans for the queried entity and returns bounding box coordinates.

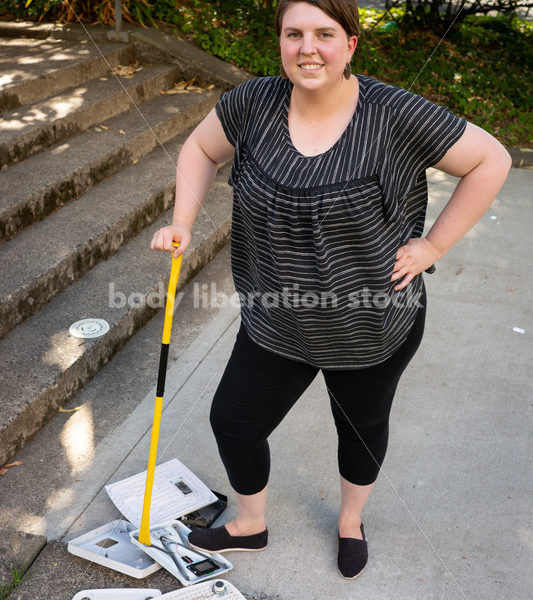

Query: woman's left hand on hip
[391,237,442,291]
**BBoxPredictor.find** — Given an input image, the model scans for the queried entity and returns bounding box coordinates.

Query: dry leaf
[112,65,128,76]
[100,124,110,130]
[58,405,82,413]
[163,87,180,95]
[0,460,23,475]
[112,64,143,77]
[162,77,208,95]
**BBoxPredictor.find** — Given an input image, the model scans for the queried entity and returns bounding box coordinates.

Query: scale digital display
[188,558,219,576]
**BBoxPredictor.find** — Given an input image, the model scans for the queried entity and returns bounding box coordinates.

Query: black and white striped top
[215,74,466,369]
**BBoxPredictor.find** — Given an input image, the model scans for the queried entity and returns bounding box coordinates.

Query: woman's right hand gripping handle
[150,223,191,259]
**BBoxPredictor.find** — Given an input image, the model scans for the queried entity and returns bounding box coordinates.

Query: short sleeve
[378,89,467,222]
[214,77,257,148]
[392,90,467,171]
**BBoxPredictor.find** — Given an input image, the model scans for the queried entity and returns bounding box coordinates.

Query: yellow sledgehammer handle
[139,242,183,546]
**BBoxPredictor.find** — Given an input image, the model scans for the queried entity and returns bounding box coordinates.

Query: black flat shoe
[188,525,268,554]
[338,522,368,579]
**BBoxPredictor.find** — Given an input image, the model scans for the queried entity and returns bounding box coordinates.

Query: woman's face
[279,2,357,90]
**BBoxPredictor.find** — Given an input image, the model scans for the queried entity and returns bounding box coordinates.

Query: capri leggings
[210,284,426,495]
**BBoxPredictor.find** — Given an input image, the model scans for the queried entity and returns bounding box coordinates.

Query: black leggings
[210,286,426,495]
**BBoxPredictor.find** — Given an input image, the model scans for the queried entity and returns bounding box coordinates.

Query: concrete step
[0,160,233,466]
[0,85,220,243]
[0,61,182,168]
[0,21,114,41]
[0,108,223,340]
[0,37,135,112]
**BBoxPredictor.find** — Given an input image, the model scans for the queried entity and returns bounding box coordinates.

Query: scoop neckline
[283,73,364,160]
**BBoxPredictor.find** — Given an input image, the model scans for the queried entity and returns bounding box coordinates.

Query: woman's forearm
[172,136,219,230]
[425,153,512,259]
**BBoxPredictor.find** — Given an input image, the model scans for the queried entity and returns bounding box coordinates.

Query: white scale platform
[71,579,246,599]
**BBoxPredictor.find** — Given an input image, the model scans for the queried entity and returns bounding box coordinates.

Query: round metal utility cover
[69,318,110,339]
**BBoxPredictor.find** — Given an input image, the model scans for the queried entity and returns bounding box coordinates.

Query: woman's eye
[285,31,332,39]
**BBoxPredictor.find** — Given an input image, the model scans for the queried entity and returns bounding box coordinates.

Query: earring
[280,64,288,79]
[344,61,352,80]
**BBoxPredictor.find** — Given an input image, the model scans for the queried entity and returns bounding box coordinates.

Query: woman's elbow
[496,140,513,170]
[484,135,513,176]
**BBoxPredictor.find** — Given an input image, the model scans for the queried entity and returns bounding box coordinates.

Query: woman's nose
[300,33,317,55]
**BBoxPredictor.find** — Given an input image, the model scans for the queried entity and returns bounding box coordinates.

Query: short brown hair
[274,0,360,39]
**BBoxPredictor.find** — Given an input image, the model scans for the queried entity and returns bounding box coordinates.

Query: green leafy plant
[0,1,159,26]
[384,0,533,35]
[0,567,25,600]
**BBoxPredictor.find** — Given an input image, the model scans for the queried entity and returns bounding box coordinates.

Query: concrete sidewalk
[1,167,531,599]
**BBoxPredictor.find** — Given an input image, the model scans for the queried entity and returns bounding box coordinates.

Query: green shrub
[0,0,63,20]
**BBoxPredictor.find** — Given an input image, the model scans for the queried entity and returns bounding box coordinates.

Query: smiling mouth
[299,64,324,71]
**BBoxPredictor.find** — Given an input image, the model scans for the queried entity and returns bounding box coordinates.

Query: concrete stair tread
[0,123,230,337]
[0,24,242,466]
[0,62,176,143]
[0,86,220,240]
[0,37,133,106]
[0,36,81,72]
[0,161,233,464]
[0,131,188,296]
[0,61,181,167]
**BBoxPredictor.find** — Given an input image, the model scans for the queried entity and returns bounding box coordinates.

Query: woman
[150,0,511,579]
